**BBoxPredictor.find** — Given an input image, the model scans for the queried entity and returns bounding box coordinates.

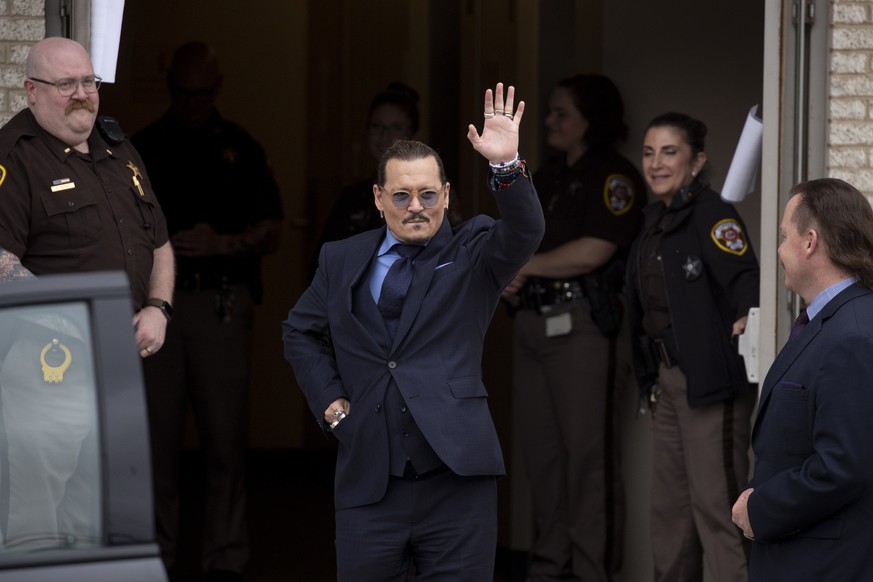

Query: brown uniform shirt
[0,109,168,308]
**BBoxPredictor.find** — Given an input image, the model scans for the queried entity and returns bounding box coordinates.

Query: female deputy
[502,73,644,580]
[626,112,759,582]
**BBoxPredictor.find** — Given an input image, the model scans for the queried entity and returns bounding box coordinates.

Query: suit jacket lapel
[342,228,391,351]
[754,283,868,433]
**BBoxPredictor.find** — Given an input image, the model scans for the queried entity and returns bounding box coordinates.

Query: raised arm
[467,82,525,165]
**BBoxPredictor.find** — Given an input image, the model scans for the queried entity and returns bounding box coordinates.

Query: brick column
[0,0,45,126]
[829,0,873,195]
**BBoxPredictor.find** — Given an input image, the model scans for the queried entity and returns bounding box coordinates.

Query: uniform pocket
[40,189,103,246]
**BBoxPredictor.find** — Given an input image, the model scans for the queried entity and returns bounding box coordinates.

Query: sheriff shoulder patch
[710,219,748,255]
[603,174,634,216]
[0,164,6,189]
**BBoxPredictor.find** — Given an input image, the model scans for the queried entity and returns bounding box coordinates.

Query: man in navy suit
[283,83,544,581]
[732,178,873,581]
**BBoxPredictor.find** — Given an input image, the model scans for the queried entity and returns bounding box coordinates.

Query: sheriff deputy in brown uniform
[626,112,759,582]
[502,74,643,581]
[0,38,173,546]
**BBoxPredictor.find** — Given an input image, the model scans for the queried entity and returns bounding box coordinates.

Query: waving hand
[467,82,525,165]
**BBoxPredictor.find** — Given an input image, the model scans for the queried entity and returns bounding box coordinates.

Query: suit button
[374,404,381,413]
[402,431,410,437]
[400,406,407,413]
[388,361,397,369]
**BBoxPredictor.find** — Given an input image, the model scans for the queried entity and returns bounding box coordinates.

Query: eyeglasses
[380,187,444,209]
[29,75,102,97]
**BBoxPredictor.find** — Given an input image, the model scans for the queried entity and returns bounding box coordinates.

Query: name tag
[545,312,572,337]
[51,182,76,192]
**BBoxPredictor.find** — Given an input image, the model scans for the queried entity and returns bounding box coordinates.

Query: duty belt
[518,278,586,314]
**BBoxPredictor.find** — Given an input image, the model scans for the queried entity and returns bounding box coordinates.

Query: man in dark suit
[283,83,544,581]
[732,178,873,581]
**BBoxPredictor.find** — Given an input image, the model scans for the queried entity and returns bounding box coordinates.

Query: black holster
[580,259,625,338]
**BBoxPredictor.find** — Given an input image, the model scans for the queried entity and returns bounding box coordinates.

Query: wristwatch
[145,298,174,321]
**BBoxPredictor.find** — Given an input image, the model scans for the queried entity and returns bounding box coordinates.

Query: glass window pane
[0,302,102,552]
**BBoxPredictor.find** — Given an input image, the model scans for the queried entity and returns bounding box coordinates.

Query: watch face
[147,299,172,320]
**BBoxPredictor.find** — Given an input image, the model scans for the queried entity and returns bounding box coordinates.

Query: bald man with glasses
[0,37,173,546]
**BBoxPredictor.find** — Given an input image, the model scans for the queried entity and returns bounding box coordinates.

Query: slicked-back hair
[647,112,708,157]
[376,140,447,188]
[790,178,873,289]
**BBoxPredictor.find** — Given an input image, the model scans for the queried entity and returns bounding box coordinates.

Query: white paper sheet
[721,105,763,203]
[90,0,125,84]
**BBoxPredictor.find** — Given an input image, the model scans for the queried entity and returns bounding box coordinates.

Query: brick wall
[830,0,873,194]
[0,0,44,126]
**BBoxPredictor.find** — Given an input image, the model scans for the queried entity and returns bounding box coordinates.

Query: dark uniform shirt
[132,110,283,298]
[0,109,168,308]
[533,147,644,256]
[627,184,760,407]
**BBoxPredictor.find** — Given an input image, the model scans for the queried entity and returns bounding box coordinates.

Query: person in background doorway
[133,41,283,582]
[318,83,420,244]
[501,73,644,581]
[626,112,759,582]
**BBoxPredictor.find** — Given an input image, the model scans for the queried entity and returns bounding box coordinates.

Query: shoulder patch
[603,174,635,216]
[0,164,5,189]
[710,219,748,255]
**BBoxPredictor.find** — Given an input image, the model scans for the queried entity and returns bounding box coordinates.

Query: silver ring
[743,532,754,540]
[333,409,346,419]
[483,112,495,118]
[495,109,504,114]
[505,113,514,120]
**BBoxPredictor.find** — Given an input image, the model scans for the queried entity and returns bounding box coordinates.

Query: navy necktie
[378,244,423,339]
[788,310,809,344]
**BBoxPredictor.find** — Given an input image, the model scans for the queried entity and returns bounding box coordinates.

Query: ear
[373,184,384,212]
[693,152,708,175]
[805,228,819,255]
[443,182,451,210]
[24,79,36,103]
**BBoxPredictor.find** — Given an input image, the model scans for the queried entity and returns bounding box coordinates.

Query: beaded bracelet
[489,152,521,173]
[489,158,529,191]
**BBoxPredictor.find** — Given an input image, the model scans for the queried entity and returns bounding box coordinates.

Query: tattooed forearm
[0,248,35,281]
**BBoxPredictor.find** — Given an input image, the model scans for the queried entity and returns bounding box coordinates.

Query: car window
[0,302,102,553]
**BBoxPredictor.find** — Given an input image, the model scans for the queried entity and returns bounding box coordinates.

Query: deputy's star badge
[711,219,748,255]
[683,255,703,281]
[603,174,635,216]
[127,161,145,197]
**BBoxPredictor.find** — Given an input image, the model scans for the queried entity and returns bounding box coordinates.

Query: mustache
[66,100,96,114]
[403,212,429,224]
